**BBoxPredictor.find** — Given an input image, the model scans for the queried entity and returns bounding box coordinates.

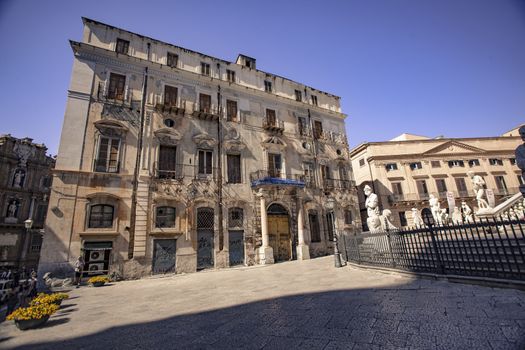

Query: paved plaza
[1,257,524,349]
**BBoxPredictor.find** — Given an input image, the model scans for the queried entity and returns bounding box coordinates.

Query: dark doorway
[197,207,214,270]
[152,239,177,274]
[229,230,244,266]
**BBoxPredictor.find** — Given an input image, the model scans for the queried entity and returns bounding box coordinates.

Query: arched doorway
[267,203,291,262]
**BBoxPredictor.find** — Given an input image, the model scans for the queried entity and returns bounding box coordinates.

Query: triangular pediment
[422,141,486,155]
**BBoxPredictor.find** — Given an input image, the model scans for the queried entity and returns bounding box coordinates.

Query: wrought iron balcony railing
[155,99,187,116]
[250,170,305,188]
[97,82,131,105]
[94,160,120,174]
[155,163,218,181]
[263,119,285,133]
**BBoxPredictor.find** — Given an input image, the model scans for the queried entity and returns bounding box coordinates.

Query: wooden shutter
[164,86,178,107]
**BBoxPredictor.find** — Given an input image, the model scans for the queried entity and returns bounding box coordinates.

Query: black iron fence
[339,215,525,282]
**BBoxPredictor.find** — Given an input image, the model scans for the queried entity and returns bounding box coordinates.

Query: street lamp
[326,196,342,268]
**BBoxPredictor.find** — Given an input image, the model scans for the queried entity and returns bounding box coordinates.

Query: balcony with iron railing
[321,178,356,191]
[192,102,220,121]
[263,119,285,134]
[250,170,305,188]
[97,82,131,106]
[155,99,187,116]
[154,163,218,181]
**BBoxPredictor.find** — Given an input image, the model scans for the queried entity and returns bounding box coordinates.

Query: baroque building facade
[39,18,358,278]
[0,135,54,272]
[350,129,523,229]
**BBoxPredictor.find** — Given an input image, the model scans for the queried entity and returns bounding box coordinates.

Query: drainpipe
[217,81,224,251]
[128,42,150,259]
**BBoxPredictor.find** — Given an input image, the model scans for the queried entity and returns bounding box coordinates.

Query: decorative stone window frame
[158,80,183,107]
[84,193,120,232]
[93,120,129,174]
[101,69,132,102]
[224,97,240,123]
[151,198,184,234]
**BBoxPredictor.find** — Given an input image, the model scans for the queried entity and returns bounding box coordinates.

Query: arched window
[228,207,243,228]
[156,206,176,228]
[88,204,114,228]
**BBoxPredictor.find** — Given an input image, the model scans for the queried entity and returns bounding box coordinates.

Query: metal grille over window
[229,207,243,228]
[89,204,114,228]
[197,208,214,230]
[156,206,176,228]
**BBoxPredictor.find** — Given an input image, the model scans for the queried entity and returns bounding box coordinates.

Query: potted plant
[6,303,59,330]
[30,292,69,306]
[88,276,109,287]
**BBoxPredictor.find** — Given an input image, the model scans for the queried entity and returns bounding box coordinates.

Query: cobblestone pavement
[1,256,524,349]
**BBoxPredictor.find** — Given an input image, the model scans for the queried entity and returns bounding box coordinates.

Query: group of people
[1,269,38,318]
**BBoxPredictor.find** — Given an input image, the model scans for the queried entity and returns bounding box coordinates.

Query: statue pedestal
[258,246,274,265]
[296,244,310,260]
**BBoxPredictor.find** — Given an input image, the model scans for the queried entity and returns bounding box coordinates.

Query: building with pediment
[0,135,54,272]
[350,129,523,229]
[38,18,358,278]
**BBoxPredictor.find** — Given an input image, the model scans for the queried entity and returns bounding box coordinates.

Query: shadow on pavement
[7,280,525,350]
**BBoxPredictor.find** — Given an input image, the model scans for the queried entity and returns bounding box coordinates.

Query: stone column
[296,193,310,260]
[257,189,274,264]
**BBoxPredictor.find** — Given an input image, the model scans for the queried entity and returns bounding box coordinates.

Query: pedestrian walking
[74,256,85,288]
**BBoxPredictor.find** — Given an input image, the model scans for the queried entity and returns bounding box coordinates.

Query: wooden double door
[268,215,291,262]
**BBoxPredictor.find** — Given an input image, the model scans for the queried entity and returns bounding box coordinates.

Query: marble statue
[12,170,24,188]
[467,171,490,209]
[364,185,381,232]
[516,203,525,220]
[452,207,463,224]
[7,201,17,218]
[428,194,443,225]
[381,209,397,230]
[508,208,518,221]
[461,201,474,223]
[411,208,424,227]
[516,125,525,197]
[43,272,73,289]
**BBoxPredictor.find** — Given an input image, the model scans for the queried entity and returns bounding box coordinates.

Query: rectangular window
[167,52,178,68]
[303,162,315,187]
[201,62,210,76]
[399,212,407,227]
[266,109,276,126]
[164,85,178,107]
[313,120,323,139]
[392,182,403,195]
[308,211,321,243]
[227,154,241,183]
[226,69,236,83]
[436,179,447,193]
[495,176,508,192]
[431,161,441,168]
[295,89,302,102]
[359,158,365,167]
[448,160,465,168]
[228,208,244,228]
[156,206,176,228]
[455,177,468,193]
[468,159,480,167]
[416,180,428,196]
[510,158,516,166]
[198,150,213,175]
[298,116,308,136]
[344,210,353,225]
[320,165,330,182]
[95,136,120,173]
[89,204,114,228]
[311,95,318,106]
[158,145,177,178]
[489,158,503,166]
[30,233,43,252]
[199,93,211,113]
[410,162,422,170]
[35,204,48,224]
[264,80,272,93]
[268,153,282,177]
[115,38,130,54]
[226,100,238,121]
[385,163,398,172]
[107,73,126,100]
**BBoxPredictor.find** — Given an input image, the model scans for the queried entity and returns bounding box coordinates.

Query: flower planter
[15,316,50,330]
[91,281,106,287]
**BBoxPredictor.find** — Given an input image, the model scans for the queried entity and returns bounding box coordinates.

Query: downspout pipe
[128,42,150,259]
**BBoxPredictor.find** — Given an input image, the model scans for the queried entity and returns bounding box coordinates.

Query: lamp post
[19,219,33,272]
[326,196,342,268]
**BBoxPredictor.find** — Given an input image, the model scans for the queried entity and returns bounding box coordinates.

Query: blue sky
[0,0,524,154]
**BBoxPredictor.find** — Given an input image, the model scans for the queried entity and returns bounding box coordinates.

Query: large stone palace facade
[0,135,54,272]
[39,18,359,278]
[350,128,523,229]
